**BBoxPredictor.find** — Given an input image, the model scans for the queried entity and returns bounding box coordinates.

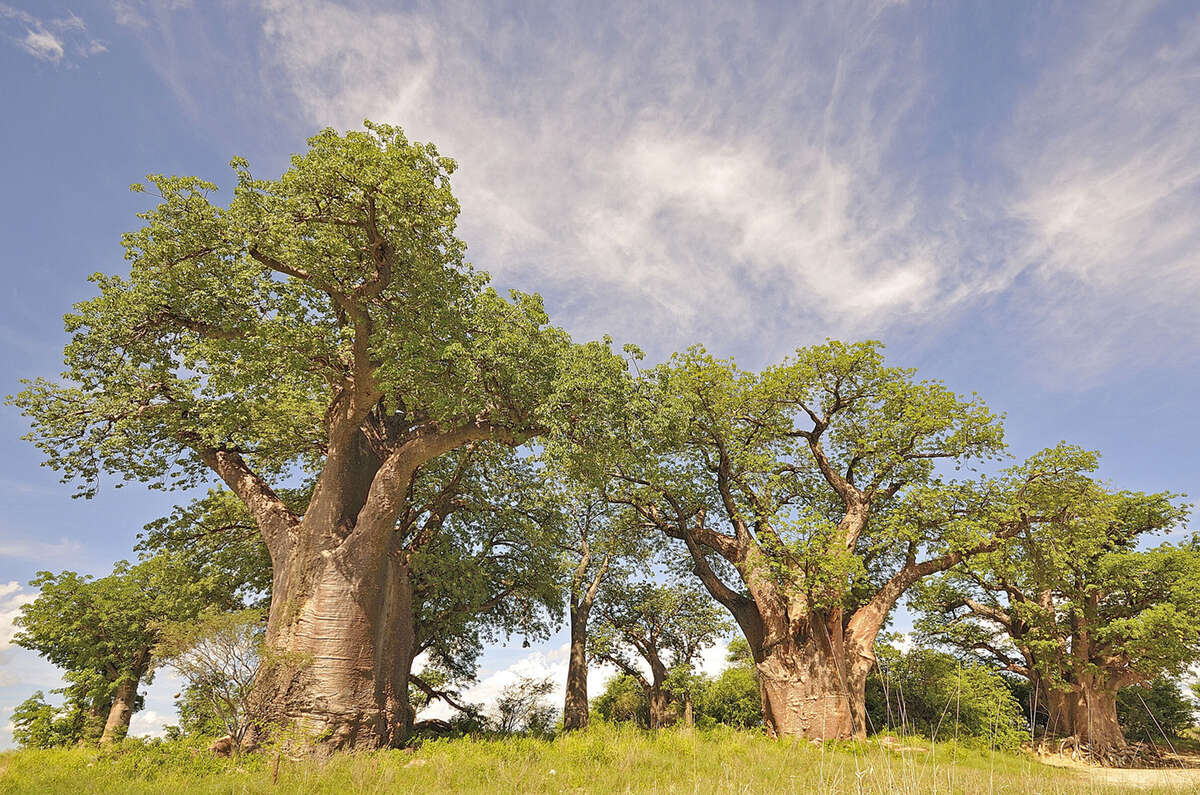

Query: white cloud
[992,2,1200,381]
[0,582,36,652]
[255,0,969,358]
[0,4,106,64]
[112,0,192,31]
[128,709,168,738]
[20,28,63,62]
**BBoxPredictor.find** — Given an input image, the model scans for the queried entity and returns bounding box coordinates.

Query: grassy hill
[2,724,1198,794]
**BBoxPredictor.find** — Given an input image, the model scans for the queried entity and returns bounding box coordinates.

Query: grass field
[2,724,1198,794]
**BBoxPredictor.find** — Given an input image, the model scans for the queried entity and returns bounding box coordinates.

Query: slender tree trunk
[563,606,590,732]
[683,691,694,728]
[99,677,139,744]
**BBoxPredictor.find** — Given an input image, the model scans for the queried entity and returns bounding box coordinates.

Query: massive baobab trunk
[1039,681,1125,757]
[263,528,419,748]
[212,423,502,749]
[648,686,676,730]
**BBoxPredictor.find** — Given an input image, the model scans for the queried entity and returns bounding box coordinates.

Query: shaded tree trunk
[682,691,694,728]
[83,699,110,742]
[1049,684,1126,757]
[757,639,857,740]
[563,606,591,732]
[100,677,139,744]
[648,686,676,730]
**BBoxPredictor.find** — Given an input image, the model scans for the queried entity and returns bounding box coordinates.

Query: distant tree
[10,668,114,747]
[492,676,555,735]
[539,485,649,732]
[696,641,761,729]
[589,580,729,729]
[14,551,245,743]
[10,121,629,748]
[913,445,1197,759]
[607,342,1010,739]
[400,445,564,733]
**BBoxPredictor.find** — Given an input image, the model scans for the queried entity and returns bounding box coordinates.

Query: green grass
[0,724,1190,794]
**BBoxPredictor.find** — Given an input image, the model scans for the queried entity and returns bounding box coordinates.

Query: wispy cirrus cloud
[256,0,958,359]
[0,536,83,563]
[991,2,1200,381]
[0,4,106,64]
[120,0,1200,383]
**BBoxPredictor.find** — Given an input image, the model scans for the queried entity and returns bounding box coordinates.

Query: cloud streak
[256,0,968,360]
[0,4,106,64]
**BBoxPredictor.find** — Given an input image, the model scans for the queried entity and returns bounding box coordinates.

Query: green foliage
[0,723,1100,794]
[10,692,86,749]
[492,676,556,736]
[865,644,1027,751]
[913,446,1196,698]
[1116,678,1197,741]
[137,487,283,608]
[14,550,251,728]
[589,579,730,692]
[695,666,762,729]
[407,445,565,684]
[154,610,285,750]
[8,122,626,544]
[603,339,1006,646]
[592,674,650,727]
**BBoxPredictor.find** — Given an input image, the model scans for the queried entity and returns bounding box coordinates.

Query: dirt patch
[1040,751,1200,791]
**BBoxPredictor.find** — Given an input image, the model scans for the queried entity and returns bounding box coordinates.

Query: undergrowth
[0,723,1190,794]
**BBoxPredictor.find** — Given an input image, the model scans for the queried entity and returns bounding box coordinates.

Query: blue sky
[2,0,1199,746]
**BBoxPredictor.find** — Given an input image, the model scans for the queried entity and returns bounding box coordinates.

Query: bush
[1117,677,1196,741]
[696,666,761,729]
[492,676,556,735]
[592,674,649,727]
[865,645,1027,750]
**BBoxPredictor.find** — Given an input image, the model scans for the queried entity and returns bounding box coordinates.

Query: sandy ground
[1041,752,1200,791]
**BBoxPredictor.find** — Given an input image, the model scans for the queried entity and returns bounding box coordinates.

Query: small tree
[492,676,555,735]
[865,643,1026,750]
[593,674,650,726]
[154,609,298,753]
[696,641,761,729]
[1116,678,1196,742]
[14,551,244,743]
[589,580,729,729]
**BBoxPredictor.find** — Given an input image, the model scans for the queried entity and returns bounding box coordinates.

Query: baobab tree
[914,445,1197,761]
[609,341,1022,740]
[12,123,627,748]
[589,580,729,729]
